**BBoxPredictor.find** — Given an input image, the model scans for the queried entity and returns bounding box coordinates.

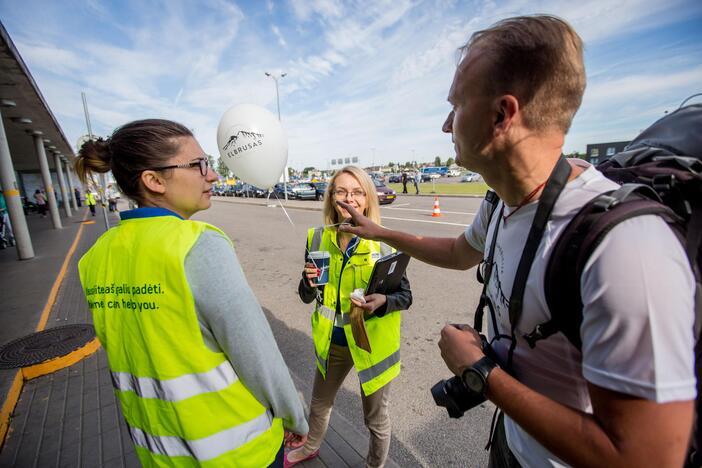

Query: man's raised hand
[336,200,384,240]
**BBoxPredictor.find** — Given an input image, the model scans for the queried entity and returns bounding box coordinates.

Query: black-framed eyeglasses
[150,158,209,176]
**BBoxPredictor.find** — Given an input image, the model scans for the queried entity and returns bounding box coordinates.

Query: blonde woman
[287,166,412,468]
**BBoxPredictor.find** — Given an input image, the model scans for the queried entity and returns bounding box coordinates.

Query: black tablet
[365,251,411,295]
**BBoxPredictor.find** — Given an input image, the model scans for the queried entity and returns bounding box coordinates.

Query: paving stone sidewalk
[0,206,398,467]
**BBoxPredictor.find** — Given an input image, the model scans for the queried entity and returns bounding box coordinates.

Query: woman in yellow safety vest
[84,190,96,216]
[286,166,412,468]
[75,119,308,468]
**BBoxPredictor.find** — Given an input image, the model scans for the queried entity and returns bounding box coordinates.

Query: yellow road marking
[35,211,89,332]
[0,372,22,446]
[22,338,101,380]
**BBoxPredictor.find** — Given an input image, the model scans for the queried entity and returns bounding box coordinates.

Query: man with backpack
[338,15,698,468]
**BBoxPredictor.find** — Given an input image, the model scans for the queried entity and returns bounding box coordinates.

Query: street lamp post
[265,72,288,201]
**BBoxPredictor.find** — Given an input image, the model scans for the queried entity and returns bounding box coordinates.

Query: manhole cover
[0,324,96,369]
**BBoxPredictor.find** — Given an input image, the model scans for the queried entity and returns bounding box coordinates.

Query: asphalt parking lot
[194,194,494,467]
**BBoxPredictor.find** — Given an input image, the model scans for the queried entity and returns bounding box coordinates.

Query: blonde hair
[323,166,381,227]
[461,15,586,134]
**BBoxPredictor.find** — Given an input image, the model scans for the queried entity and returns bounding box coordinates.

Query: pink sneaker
[283,448,320,468]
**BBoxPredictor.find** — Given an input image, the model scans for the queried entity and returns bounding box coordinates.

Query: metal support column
[64,159,78,211]
[54,152,71,217]
[0,105,34,259]
[32,132,62,229]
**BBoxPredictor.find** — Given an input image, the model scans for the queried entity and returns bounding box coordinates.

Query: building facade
[585,141,631,165]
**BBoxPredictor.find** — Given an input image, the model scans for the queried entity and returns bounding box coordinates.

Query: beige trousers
[301,343,392,468]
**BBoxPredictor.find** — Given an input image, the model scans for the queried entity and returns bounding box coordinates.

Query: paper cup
[308,251,331,285]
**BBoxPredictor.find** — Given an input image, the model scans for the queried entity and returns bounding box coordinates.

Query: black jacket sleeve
[373,272,412,317]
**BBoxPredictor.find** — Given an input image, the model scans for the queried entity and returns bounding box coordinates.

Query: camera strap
[506,157,571,369]
[474,157,572,371]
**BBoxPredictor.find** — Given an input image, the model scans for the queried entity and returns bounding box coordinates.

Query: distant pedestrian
[74,187,82,207]
[107,184,118,212]
[413,172,420,194]
[401,172,408,193]
[85,190,96,216]
[34,189,47,217]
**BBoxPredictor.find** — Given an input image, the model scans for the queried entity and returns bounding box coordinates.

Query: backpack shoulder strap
[476,190,500,286]
[531,184,681,350]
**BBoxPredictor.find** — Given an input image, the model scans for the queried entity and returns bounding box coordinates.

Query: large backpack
[523,104,702,466]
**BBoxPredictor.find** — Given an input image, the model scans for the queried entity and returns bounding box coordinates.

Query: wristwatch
[461,356,498,396]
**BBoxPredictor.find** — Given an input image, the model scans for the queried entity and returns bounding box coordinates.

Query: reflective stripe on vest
[111,360,238,402]
[358,350,400,384]
[128,410,273,461]
[334,313,350,327]
[318,305,335,322]
[310,227,324,252]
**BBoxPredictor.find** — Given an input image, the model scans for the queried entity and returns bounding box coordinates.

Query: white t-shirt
[464,160,696,468]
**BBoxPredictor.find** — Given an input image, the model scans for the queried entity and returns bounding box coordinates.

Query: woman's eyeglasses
[332,189,366,199]
[150,158,209,176]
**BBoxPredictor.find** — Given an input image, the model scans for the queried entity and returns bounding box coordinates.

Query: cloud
[1,0,700,169]
[271,25,287,47]
[289,0,344,22]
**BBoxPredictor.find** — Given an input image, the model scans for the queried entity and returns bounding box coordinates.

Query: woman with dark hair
[75,119,307,467]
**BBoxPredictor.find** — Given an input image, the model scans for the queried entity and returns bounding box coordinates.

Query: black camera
[431,333,493,418]
[431,375,486,418]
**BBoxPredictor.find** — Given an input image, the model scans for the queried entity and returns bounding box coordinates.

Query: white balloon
[217,104,288,189]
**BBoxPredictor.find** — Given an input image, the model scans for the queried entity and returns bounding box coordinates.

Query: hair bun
[75,137,112,182]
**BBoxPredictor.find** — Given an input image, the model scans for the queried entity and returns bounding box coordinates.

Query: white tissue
[350,288,366,304]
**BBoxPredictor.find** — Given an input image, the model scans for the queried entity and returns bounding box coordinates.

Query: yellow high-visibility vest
[307,227,401,396]
[79,213,283,467]
[85,192,96,206]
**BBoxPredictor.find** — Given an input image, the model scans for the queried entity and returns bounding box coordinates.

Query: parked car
[310,182,328,201]
[272,183,295,199]
[212,186,227,196]
[388,173,402,183]
[461,172,482,182]
[373,179,396,205]
[447,169,461,177]
[291,183,317,200]
[421,173,441,182]
[235,184,266,198]
[369,172,386,183]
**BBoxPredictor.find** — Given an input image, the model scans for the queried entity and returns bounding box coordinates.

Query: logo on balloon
[222,130,264,153]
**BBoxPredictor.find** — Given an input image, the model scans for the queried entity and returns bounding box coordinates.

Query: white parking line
[382,206,476,215]
[383,216,471,227]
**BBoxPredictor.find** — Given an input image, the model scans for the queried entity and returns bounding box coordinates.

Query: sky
[1,0,701,170]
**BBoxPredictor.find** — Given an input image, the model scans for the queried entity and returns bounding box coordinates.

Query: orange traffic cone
[432,196,442,217]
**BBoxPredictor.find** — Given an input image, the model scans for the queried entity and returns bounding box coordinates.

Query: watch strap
[462,356,498,394]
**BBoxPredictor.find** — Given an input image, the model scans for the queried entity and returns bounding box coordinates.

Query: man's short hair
[461,15,586,134]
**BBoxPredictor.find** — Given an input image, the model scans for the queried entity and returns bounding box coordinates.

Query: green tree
[215,157,230,177]
[434,156,442,166]
[446,157,455,167]
[302,166,316,176]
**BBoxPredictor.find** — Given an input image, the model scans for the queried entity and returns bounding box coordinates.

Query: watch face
[464,371,484,394]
